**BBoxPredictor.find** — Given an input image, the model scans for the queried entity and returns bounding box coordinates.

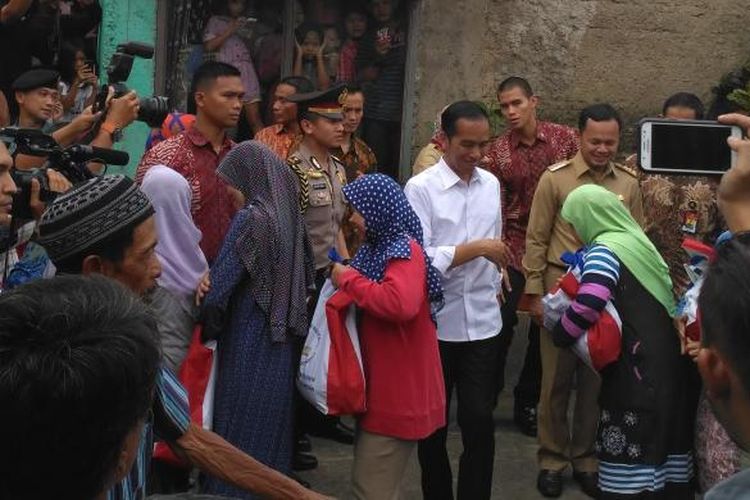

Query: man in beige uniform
[288,84,349,276]
[287,84,354,466]
[524,104,643,498]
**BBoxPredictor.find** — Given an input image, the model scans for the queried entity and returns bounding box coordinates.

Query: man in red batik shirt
[483,76,578,438]
[136,62,243,263]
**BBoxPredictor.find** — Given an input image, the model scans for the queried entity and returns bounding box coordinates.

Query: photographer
[12,68,139,174]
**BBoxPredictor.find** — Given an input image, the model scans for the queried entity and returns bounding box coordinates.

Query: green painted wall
[97,0,158,176]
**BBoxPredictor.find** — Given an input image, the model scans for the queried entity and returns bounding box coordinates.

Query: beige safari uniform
[288,141,348,271]
[522,150,643,473]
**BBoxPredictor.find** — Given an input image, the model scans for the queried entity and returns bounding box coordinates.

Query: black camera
[0,127,129,221]
[93,41,169,128]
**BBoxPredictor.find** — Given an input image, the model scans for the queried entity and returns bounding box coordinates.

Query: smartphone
[638,118,742,176]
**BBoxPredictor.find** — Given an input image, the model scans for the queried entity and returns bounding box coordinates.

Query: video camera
[93,41,169,128]
[0,127,129,221]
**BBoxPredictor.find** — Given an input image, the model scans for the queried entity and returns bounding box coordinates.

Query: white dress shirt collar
[435,158,485,190]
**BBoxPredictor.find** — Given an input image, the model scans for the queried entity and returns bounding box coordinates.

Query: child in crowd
[337,4,368,83]
[293,22,330,90]
[204,0,264,134]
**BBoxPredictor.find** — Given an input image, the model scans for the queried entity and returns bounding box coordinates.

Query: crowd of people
[3,2,750,500]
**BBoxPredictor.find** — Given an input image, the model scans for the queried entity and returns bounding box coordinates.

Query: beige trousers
[537,267,601,473]
[351,430,416,500]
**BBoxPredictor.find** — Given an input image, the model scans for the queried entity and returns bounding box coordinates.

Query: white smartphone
[638,118,742,176]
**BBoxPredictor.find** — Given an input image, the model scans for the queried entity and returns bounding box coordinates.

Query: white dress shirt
[405,158,503,342]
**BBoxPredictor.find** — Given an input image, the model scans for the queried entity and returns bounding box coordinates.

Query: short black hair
[52,221,138,274]
[345,83,364,96]
[279,75,314,94]
[578,103,622,132]
[441,100,489,139]
[295,22,324,45]
[0,275,160,500]
[700,234,750,397]
[497,76,533,98]
[191,61,242,94]
[662,92,705,120]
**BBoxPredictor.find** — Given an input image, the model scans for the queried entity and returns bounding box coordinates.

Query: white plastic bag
[297,279,365,415]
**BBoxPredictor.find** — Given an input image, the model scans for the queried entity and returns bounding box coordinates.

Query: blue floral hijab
[342,174,443,308]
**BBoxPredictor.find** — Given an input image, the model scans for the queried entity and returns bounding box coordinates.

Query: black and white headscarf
[216,141,315,343]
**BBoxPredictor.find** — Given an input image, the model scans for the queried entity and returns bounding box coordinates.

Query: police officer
[523,103,643,498]
[286,84,354,470]
[287,84,351,283]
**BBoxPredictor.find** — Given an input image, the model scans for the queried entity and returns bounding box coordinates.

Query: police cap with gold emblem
[288,83,347,120]
[12,69,60,92]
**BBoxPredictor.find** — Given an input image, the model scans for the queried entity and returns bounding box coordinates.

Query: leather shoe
[573,471,599,498]
[292,451,318,471]
[308,419,355,444]
[296,434,312,453]
[537,469,563,498]
[514,404,538,437]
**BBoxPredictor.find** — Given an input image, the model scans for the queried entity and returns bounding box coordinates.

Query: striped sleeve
[152,365,191,442]
[552,244,620,347]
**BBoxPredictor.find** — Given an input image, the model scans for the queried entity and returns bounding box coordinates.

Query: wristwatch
[100,120,123,142]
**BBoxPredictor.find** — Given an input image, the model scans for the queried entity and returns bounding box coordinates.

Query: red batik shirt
[136,127,236,263]
[483,121,579,271]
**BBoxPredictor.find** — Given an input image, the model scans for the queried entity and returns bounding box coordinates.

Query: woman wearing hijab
[330,174,446,500]
[141,165,209,373]
[552,185,694,498]
[200,141,314,498]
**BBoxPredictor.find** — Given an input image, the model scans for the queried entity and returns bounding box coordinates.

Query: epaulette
[287,155,309,213]
[330,154,347,185]
[547,159,572,172]
[614,162,639,178]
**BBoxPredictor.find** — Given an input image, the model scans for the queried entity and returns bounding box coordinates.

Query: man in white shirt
[406,100,509,500]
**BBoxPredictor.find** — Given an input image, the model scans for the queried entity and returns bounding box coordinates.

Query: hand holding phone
[638,118,742,176]
[716,113,750,233]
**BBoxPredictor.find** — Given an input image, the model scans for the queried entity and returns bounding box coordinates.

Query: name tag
[309,179,332,207]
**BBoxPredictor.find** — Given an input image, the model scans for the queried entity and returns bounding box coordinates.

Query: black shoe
[308,419,355,444]
[296,434,312,453]
[514,404,538,437]
[537,469,563,498]
[292,451,318,471]
[573,471,599,498]
[289,471,311,488]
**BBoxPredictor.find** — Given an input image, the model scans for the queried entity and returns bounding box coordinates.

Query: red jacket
[338,240,446,440]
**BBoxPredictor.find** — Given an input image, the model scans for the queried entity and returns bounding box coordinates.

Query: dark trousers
[496,267,541,408]
[418,335,501,500]
[363,117,402,180]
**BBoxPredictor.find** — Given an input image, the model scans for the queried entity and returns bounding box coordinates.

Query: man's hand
[497,268,512,306]
[68,106,101,135]
[481,238,509,268]
[717,113,750,232]
[106,91,140,129]
[527,294,543,326]
[29,169,73,220]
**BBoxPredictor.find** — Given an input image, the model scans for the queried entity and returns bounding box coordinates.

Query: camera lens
[138,96,170,128]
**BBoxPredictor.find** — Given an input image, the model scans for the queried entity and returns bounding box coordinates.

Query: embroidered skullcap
[38,175,155,262]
